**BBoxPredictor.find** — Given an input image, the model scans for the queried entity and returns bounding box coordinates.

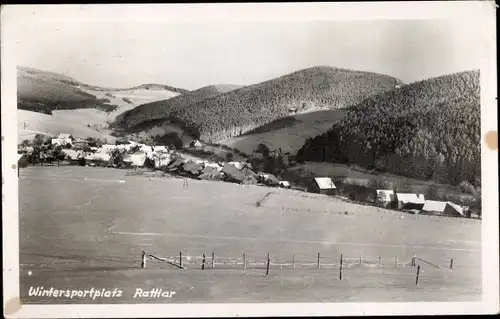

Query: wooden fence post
[395,255,398,267]
[243,253,246,269]
[317,253,320,268]
[416,265,421,285]
[266,253,270,275]
[202,253,206,270]
[450,258,454,269]
[212,252,215,268]
[141,251,147,268]
[180,252,183,267]
[292,254,295,269]
[359,255,362,266]
[339,253,343,280]
[378,256,381,267]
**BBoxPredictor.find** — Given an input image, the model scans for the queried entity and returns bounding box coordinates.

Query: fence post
[450,258,454,269]
[212,252,215,268]
[378,256,381,267]
[395,255,398,267]
[359,255,362,266]
[292,254,295,269]
[141,251,147,268]
[416,265,421,285]
[202,253,206,270]
[180,252,183,267]
[317,253,320,268]
[266,253,270,275]
[243,253,246,269]
[339,253,343,280]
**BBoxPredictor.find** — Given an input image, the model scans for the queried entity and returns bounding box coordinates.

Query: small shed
[199,171,225,181]
[308,177,336,195]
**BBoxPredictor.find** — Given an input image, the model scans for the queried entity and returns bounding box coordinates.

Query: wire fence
[140,251,456,285]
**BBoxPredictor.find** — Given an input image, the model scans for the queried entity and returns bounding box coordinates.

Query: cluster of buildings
[304,177,471,218]
[375,189,470,218]
[18,133,478,219]
[24,133,293,188]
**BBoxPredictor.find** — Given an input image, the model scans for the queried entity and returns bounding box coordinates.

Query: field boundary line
[113,231,481,252]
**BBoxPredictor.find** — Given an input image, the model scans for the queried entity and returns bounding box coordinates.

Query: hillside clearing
[220,109,347,155]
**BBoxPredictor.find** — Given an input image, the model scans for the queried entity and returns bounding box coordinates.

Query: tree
[21,140,31,147]
[426,184,440,200]
[33,134,46,148]
[144,157,155,170]
[255,143,270,157]
[225,153,234,162]
[394,178,413,193]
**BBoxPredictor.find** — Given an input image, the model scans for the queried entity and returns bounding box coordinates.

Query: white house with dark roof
[51,133,74,146]
[395,193,426,210]
[308,177,336,195]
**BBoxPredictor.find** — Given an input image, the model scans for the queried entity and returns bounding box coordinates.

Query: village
[17,132,480,220]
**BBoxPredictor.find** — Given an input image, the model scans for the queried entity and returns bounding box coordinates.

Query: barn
[422,200,465,218]
[396,193,426,210]
[308,177,336,195]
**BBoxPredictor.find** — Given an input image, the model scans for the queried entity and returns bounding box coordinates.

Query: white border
[2,2,498,318]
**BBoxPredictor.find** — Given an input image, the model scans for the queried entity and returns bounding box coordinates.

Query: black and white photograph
[2,2,498,318]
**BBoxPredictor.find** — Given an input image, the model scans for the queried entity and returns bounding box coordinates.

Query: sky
[6,4,486,90]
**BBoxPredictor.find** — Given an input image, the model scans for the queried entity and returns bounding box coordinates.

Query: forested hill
[124,66,402,142]
[115,84,242,129]
[297,70,481,186]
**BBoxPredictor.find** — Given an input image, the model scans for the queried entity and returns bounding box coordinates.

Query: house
[308,177,336,195]
[395,193,426,210]
[279,181,291,189]
[201,165,218,175]
[227,161,247,170]
[85,152,111,167]
[166,158,184,172]
[204,162,223,171]
[222,163,256,184]
[422,200,465,217]
[102,144,118,152]
[61,149,84,164]
[152,145,168,153]
[257,172,280,186]
[153,153,173,168]
[123,151,147,167]
[189,140,203,148]
[183,162,203,176]
[51,133,74,146]
[376,189,396,207]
